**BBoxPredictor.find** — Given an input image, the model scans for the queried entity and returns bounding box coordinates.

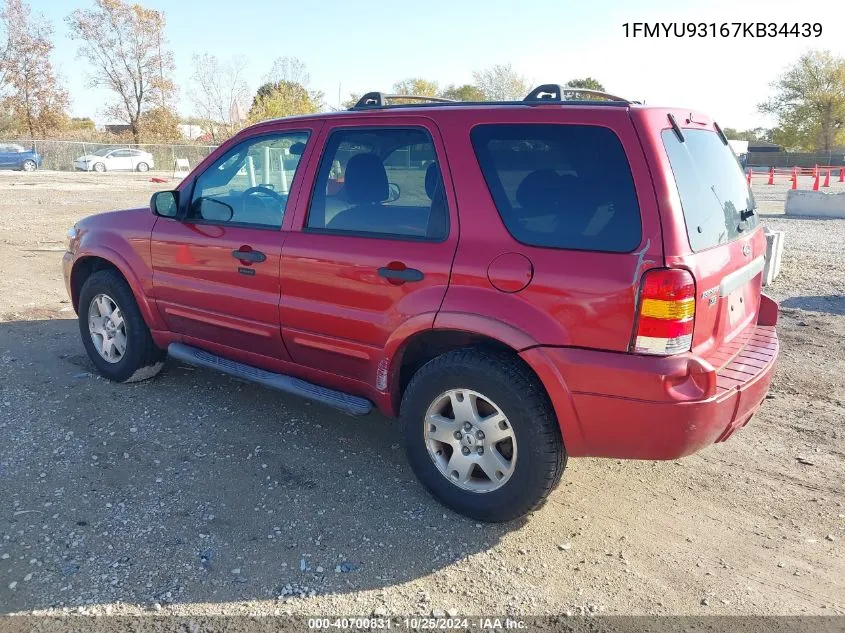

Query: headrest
[515,169,562,210]
[425,162,442,200]
[344,153,388,204]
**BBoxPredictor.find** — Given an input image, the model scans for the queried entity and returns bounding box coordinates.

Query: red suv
[63,85,779,522]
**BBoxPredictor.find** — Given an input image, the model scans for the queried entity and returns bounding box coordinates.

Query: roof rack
[351,92,456,109]
[347,84,632,111]
[523,84,631,104]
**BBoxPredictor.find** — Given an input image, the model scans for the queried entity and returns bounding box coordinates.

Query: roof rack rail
[524,84,631,104]
[351,92,456,109]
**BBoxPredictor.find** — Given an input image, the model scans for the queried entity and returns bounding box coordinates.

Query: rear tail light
[632,268,696,355]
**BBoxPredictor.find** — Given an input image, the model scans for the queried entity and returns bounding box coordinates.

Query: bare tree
[264,56,311,87]
[189,52,249,141]
[1,0,68,138]
[472,64,529,101]
[66,0,175,143]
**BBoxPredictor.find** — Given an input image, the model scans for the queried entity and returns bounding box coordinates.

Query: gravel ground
[0,170,843,618]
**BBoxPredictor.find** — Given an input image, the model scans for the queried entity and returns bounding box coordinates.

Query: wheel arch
[388,324,558,429]
[70,251,162,330]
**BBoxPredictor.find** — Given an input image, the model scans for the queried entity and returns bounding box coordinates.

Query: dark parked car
[0,143,42,171]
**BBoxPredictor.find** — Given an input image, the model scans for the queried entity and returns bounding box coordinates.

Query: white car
[74,148,155,172]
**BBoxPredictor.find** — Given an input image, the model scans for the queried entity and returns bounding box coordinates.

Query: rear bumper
[521,300,779,460]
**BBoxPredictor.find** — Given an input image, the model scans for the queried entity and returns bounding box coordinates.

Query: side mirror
[151,190,179,218]
[386,182,401,203]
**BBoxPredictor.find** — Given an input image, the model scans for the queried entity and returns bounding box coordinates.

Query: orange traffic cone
[767,167,774,185]
[812,171,820,191]
[747,169,752,186]
[823,169,831,187]
[840,167,844,183]
[791,173,798,189]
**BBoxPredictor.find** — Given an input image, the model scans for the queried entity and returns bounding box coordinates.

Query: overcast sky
[37,0,845,129]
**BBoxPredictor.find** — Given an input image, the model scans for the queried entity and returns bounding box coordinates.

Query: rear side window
[470,124,642,252]
[662,128,758,252]
[307,127,448,241]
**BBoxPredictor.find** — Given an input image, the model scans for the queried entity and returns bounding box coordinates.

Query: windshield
[91,148,115,156]
[662,129,758,252]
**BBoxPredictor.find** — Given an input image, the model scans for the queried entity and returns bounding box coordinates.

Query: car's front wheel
[78,270,165,383]
[92,162,106,173]
[401,348,565,522]
[136,162,149,172]
[22,159,37,172]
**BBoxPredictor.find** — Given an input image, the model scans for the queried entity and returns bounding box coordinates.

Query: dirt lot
[0,170,843,618]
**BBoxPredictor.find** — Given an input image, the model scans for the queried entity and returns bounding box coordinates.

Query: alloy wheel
[424,388,517,493]
[88,293,127,363]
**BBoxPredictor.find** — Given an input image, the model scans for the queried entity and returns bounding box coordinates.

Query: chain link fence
[748,150,845,168]
[3,139,218,172]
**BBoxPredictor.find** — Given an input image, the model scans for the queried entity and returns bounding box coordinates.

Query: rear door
[636,110,765,364]
[279,117,458,385]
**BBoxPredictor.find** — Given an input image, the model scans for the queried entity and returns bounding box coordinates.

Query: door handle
[231,248,266,263]
[378,266,424,283]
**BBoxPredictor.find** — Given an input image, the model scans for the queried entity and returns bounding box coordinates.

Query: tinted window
[307,128,448,240]
[662,129,758,251]
[471,124,641,252]
[189,132,310,228]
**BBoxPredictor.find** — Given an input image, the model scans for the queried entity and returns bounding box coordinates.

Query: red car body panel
[277,115,460,387]
[63,102,779,460]
[434,106,664,352]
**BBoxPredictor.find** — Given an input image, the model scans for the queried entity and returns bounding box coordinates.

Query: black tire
[93,162,106,173]
[401,348,565,522]
[22,159,37,172]
[136,162,149,172]
[78,270,165,383]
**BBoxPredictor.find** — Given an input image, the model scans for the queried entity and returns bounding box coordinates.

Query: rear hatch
[653,114,765,367]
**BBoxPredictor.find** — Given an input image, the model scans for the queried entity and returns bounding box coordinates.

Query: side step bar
[167,343,373,416]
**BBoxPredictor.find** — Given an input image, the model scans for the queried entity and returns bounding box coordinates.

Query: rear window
[662,128,758,252]
[470,124,642,252]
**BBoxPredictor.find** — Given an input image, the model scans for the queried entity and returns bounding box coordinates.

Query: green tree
[341,92,360,109]
[759,50,845,151]
[565,77,605,91]
[67,0,175,144]
[440,84,485,102]
[721,127,773,143]
[248,80,322,122]
[472,64,529,101]
[393,77,439,97]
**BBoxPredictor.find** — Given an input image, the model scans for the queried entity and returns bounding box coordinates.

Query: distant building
[178,123,205,140]
[748,141,782,153]
[104,124,132,136]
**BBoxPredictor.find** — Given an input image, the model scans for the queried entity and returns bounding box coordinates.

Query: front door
[151,128,318,360]
[279,120,458,385]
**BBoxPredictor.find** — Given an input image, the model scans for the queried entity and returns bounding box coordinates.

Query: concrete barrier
[763,227,784,286]
[785,189,845,218]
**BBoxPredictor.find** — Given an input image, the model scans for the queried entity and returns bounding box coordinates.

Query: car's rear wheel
[136,162,149,172]
[78,270,165,383]
[401,348,565,522]
[93,162,106,173]
[22,159,37,172]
